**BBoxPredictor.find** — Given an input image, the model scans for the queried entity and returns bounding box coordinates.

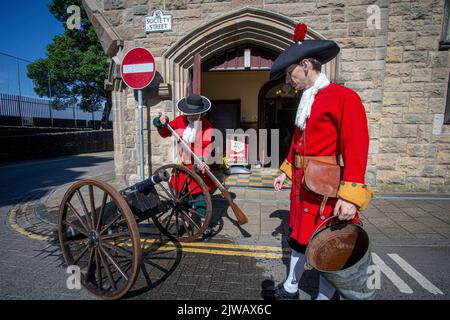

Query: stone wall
[0,130,113,163]
[87,0,450,193]
[379,0,450,192]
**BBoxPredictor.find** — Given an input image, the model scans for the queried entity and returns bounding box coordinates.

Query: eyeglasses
[286,65,296,78]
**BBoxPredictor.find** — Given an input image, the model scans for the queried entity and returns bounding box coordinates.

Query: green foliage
[27,0,109,114]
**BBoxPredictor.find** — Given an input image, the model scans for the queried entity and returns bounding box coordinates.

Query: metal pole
[73,104,77,128]
[48,71,53,127]
[16,58,23,126]
[48,101,53,127]
[138,89,145,181]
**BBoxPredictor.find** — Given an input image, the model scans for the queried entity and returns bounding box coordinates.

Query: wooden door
[206,100,241,156]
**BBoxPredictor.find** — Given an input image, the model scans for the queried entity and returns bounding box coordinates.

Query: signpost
[121,47,156,181]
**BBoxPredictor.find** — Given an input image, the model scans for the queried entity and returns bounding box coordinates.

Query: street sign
[121,47,156,90]
[145,10,172,33]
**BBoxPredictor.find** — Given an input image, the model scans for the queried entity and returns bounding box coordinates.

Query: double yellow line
[8,208,289,259]
[139,239,291,259]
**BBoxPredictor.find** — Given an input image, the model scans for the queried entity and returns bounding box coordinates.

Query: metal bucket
[305,216,378,300]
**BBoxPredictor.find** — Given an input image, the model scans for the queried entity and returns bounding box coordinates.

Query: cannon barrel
[131,170,170,193]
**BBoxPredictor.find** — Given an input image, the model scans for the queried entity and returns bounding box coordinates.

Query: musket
[165,121,248,225]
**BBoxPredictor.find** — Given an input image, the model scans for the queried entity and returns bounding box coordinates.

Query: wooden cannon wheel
[151,164,213,242]
[57,179,141,300]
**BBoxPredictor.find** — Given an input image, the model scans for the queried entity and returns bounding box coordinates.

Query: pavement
[1,152,450,300]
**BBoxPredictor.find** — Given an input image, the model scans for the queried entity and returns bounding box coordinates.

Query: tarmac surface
[1,152,450,300]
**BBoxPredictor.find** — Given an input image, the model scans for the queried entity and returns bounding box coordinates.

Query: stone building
[82,0,450,193]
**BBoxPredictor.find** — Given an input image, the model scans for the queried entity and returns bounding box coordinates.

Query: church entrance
[200,44,278,162]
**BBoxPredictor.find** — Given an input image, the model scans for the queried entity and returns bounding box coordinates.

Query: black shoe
[202,228,213,242]
[265,284,299,300]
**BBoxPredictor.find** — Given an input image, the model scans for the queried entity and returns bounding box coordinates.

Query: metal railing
[0,93,109,129]
[0,51,110,129]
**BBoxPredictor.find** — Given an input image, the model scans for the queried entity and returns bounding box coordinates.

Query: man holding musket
[271,23,373,300]
[153,93,216,240]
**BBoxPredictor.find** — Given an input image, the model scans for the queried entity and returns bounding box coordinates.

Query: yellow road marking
[141,245,289,259]
[7,208,289,259]
[130,238,290,259]
[140,238,286,253]
[7,209,50,241]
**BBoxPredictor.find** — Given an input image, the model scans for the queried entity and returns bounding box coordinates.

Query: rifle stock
[220,186,248,225]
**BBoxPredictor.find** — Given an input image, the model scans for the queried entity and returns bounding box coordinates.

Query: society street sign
[145,10,172,33]
[121,47,156,89]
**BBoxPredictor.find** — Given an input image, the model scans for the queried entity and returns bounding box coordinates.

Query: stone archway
[84,3,340,184]
[162,7,338,104]
[160,7,339,169]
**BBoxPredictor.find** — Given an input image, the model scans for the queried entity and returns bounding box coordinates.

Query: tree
[27,0,111,128]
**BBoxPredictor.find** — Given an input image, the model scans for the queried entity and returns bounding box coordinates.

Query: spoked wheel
[57,179,142,300]
[151,164,212,242]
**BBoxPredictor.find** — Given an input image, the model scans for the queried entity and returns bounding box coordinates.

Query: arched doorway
[162,7,338,102]
[201,44,278,136]
[162,7,339,165]
[258,79,301,163]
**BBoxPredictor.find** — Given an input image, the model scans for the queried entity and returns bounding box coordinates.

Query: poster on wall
[226,134,249,166]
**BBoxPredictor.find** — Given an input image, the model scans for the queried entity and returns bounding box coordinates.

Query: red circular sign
[121,47,156,89]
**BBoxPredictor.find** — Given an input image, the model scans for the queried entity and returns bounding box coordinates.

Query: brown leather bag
[302,159,342,216]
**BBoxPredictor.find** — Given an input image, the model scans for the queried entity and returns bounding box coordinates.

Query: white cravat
[295,72,330,130]
[182,120,199,143]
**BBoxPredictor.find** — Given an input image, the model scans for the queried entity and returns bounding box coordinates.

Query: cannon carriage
[57,164,213,300]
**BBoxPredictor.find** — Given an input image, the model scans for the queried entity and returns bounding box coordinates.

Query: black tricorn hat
[177,93,211,115]
[270,23,340,80]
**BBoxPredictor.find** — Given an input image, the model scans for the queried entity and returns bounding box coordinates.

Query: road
[0,151,114,207]
[0,152,114,299]
[0,152,449,300]
[371,242,449,299]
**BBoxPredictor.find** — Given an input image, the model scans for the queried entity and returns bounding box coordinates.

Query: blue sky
[0,0,64,97]
[0,1,105,120]
[0,0,63,61]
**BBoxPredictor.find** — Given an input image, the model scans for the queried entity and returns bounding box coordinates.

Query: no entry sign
[121,47,156,89]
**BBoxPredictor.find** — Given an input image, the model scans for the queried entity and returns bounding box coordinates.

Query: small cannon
[57,164,213,300]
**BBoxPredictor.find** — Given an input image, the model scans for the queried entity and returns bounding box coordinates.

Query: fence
[0,93,110,129]
[0,51,110,129]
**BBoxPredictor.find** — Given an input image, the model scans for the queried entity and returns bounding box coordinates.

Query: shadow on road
[259,209,322,300]
[0,153,113,206]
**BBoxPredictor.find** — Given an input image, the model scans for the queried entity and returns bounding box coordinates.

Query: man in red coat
[270,23,373,300]
[153,93,216,240]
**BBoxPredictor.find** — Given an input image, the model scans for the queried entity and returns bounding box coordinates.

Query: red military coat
[280,83,373,246]
[156,115,216,194]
